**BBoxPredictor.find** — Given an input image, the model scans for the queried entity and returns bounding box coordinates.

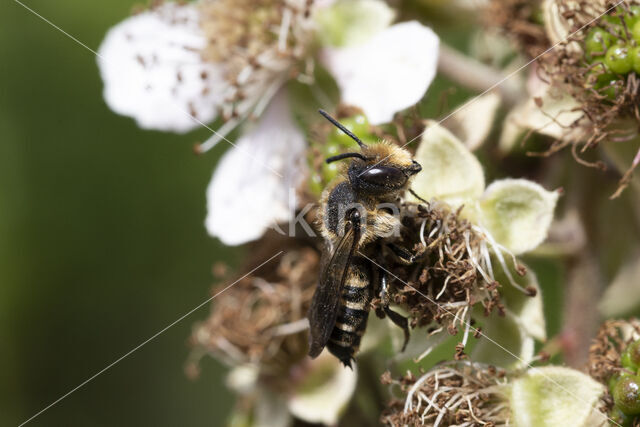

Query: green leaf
[479,179,559,255]
[411,121,485,208]
[509,367,606,427]
[314,0,394,47]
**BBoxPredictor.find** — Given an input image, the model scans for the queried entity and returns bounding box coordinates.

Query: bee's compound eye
[360,166,407,187]
[409,160,422,174]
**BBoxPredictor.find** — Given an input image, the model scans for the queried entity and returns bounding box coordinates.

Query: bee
[307,110,423,368]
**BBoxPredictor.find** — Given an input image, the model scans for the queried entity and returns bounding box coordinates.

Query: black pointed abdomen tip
[341,358,354,369]
[308,341,323,358]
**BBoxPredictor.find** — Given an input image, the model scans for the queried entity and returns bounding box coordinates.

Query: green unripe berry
[622,350,634,371]
[586,69,620,100]
[633,21,640,44]
[606,45,633,74]
[601,85,619,101]
[585,27,614,55]
[613,375,640,415]
[329,114,369,147]
[610,373,624,392]
[601,14,627,40]
[602,15,620,26]
[610,405,633,427]
[630,340,640,368]
[631,46,640,74]
[625,6,640,29]
[622,340,640,371]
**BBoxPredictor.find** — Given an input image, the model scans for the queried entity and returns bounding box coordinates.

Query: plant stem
[437,43,523,107]
[561,163,606,367]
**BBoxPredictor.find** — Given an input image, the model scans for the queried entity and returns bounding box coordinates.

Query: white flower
[320,20,439,124]
[412,121,559,256]
[499,68,585,152]
[391,363,608,427]
[408,121,558,367]
[97,0,440,245]
[226,352,357,426]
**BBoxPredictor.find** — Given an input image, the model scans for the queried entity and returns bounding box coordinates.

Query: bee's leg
[387,243,418,265]
[409,188,428,204]
[379,270,410,351]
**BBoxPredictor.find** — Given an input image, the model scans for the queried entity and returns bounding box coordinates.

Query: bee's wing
[308,224,360,358]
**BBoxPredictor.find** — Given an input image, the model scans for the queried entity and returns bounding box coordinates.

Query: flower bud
[613,375,640,416]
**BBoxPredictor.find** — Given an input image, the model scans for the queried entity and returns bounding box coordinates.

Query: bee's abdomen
[327,260,371,367]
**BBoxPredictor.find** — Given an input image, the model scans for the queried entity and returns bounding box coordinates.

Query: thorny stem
[437,43,523,107]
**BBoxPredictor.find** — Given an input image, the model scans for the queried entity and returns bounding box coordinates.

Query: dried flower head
[373,200,515,361]
[190,238,361,426]
[586,319,640,426]
[486,0,549,58]
[535,1,640,195]
[589,318,640,385]
[198,0,315,123]
[382,361,610,427]
[381,362,510,426]
[98,0,441,246]
[371,122,555,363]
[189,244,318,369]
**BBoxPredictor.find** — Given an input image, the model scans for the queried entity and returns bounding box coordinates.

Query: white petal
[322,21,439,124]
[410,121,485,209]
[509,367,606,427]
[205,90,307,246]
[287,352,357,425]
[479,179,559,255]
[98,4,224,133]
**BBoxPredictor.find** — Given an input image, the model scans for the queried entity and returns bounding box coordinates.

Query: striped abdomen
[327,259,371,367]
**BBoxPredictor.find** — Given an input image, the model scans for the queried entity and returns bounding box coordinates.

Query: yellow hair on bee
[361,140,413,168]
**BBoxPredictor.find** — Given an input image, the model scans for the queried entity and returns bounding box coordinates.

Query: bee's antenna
[318,109,368,149]
[325,152,368,164]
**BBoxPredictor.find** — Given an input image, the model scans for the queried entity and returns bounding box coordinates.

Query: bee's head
[319,110,421,196]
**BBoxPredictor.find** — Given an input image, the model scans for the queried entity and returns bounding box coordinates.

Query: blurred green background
[1,1,236,425]
[0,1,573,426]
